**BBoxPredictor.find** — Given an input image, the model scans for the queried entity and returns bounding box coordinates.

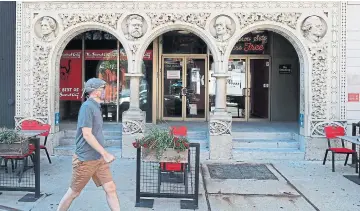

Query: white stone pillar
[122,73,146,158]
[209,66,233,160]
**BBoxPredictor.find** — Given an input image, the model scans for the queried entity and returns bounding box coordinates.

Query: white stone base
[121,109,145,159]
[209,135,233,160]
[209,111,232,160]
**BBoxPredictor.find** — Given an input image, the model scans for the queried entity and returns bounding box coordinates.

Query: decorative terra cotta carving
[309,45,328,120]
[209,120,232,135]
[124,14,145,41]
[235,12,302,29]
[36,16,58,42]
[59,13,122,30]
[310,121,346,137]
[33,44,52,117]
[301,15,327,43]
[122,119,144,135]
[213,15,234,42]
[147,13,211,29]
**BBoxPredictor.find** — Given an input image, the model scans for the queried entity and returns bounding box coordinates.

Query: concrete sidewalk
[0,156,359,211]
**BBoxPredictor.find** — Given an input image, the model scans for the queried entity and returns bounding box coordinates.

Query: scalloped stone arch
[226,22,311,136]
[135,23,220,72]
[48,23,130,130]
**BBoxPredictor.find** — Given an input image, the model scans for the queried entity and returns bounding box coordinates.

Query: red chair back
[21,120,51,137]
[324,126,345,139]
[171,126,187,136]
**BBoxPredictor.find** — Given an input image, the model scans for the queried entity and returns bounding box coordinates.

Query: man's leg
[103,181,120,211]
[93,159,120,211]
[57,155,95,211]
[57,188,81,211]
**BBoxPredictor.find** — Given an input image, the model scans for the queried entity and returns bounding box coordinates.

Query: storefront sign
[279,64,291,74]
[84,50,153,60]
[348,93,360,102]
[60,50,82,101]
[231,31,268,54]
[167,71,181,79]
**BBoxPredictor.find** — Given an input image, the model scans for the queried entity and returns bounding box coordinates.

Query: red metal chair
[323,126,358,172]
[21,120,52,164]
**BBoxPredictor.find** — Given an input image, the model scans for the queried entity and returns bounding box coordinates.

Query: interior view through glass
[59,29,299,124]
[59,30,153,123]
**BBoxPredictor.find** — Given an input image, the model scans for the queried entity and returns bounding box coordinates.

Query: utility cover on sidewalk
[207,164,278,180]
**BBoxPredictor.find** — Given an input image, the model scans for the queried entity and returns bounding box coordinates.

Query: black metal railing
[135,143,200,209]
[0,138,41,201]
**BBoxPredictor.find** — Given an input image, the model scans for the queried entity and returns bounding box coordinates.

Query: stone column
[122,73,146,158]
[209,68,232,160]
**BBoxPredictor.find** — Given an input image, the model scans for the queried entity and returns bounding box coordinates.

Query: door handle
[181,87,187,96]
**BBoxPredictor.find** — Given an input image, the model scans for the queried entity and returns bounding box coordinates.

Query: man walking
[57,78,120,211]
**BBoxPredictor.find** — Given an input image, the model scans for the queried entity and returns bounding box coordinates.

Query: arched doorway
[56,29,156,130]
[222,30,300,123]
[225,23,310,136]
[135,24,220,123]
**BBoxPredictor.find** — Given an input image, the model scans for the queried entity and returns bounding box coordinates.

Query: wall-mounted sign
[84,49,153,60]
[167,71,181,79]
[231,31,268,54]
[279,64,291,74]
[60,50,83,101]
[348,93,360,102]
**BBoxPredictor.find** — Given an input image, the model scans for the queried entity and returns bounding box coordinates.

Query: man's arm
[82,127,107,156]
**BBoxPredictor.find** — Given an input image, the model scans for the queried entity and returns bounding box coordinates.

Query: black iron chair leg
[17,158,27,183]
[10,159,15,173]
[332,152,335,172]
[354,152,358,174]
[44,148,52,164]
[345,154,349,166]
[4,159,8,173]
[323,150,329,165]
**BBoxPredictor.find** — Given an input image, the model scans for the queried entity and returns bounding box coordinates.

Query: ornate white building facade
[14,1,347,160]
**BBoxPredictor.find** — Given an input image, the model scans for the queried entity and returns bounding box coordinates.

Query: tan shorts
[70,154,113,193]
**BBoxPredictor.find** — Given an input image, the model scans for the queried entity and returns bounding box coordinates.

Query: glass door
[185,57,206,121]
[162,56,207,121]
[227,58,248,120]
[162,57,184,120]
[227,56,270,121]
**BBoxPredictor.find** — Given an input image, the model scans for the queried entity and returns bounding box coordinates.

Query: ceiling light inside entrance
[178,30,191,34]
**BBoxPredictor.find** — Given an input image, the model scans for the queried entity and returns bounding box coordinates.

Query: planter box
[143,148,189,163]
[0,140,29,156]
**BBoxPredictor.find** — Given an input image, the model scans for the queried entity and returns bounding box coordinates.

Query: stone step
[63,130,207,139]
[233,138,299,149]
[59,136,122,147]
[54,145,122,156]
[232,132,295,140]
[232,148,305,161]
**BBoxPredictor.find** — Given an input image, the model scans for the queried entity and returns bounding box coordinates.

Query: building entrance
[226,56,270,121]
[161,55,207,121]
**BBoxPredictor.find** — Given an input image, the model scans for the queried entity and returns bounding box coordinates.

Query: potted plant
[0,128,29,156]
[132,126,190,163]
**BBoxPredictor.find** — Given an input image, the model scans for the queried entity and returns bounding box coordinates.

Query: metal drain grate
[207,164,278,180]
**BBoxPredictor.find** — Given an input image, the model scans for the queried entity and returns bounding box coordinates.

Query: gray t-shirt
[74,98,105,161]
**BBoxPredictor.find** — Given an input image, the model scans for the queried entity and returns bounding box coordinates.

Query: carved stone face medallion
[123,14,146,41]
[211,15,235,42]
[35,16,58,42]
[301,15,327,43]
